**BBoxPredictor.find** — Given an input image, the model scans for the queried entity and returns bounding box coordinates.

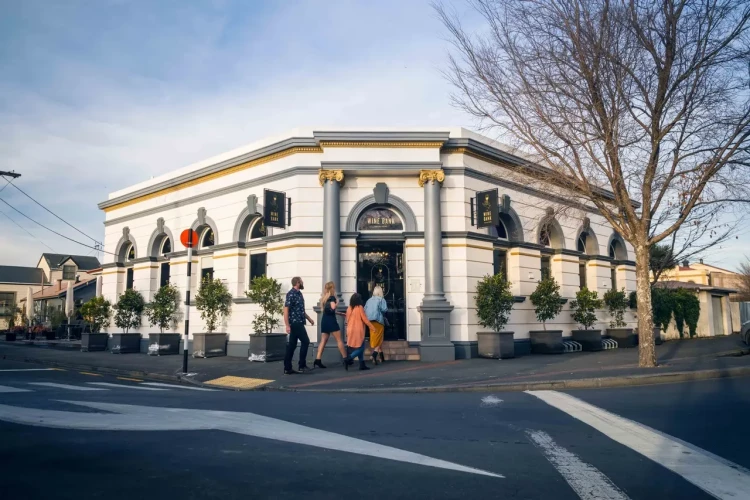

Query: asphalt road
[1,358,749,500]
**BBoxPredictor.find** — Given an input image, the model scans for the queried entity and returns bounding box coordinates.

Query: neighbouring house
[24,277,99,324]
[655,259,744,334]
[0,266,48,330]
[653,280,734,339]
[0,254,101,329]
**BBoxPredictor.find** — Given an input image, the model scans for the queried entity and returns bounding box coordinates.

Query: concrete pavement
[1,334,748,392]
[1,358,749,499]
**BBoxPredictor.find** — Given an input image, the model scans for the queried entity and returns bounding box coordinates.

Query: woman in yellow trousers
[364,286,388,364]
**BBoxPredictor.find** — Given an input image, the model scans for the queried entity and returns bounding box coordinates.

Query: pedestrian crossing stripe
[204,375,273,389]
[29,382,106,391]
[0,385,31,393]
[87,382,167,391]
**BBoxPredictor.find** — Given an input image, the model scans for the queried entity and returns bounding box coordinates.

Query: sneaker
[284,369,299,375]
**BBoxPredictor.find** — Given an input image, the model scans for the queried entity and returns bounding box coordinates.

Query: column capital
[418,169,445,187]
[318,169,345,187]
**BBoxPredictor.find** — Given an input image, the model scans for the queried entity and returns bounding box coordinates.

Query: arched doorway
[355,206,406,341]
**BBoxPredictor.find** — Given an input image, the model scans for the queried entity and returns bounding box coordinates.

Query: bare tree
[436,0,750,367]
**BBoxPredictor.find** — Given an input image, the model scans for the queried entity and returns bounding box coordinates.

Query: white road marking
[480,395,503,407]
[527,390,750,500]
[28,383,107,391]
[526,429,629,500]
[141,382,218,391]
[0,385,31,393]
[87,382,168,391]
[0,368,57,372]
[0,400,502,478]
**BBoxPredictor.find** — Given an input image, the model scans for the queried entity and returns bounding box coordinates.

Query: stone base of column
[418,300,455,362]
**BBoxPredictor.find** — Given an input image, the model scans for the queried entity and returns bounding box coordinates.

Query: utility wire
[0,208,57,252]
[0,197,116,256]
[3,177,100,244]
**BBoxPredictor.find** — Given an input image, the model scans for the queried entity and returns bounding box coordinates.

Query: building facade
[98,128,636,359]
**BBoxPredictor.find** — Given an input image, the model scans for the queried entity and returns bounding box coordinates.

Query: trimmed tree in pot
[112,289,145,353]
[603,288,638,347]
[474,273,515,359]
[529,276,564,354]
[80,296,111,352]
[246,275,285,362]
[571,288,603,351]
[145,283,181,355]
[194,277,232,358]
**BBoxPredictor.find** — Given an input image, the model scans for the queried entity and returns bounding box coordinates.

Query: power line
[0,197,116,256]
[0,208,57,252]
[3,177,100,244]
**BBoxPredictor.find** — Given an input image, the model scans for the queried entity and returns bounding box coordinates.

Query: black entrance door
[356,241,406,341]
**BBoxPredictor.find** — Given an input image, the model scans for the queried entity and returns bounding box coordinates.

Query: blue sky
[0,0,747,270]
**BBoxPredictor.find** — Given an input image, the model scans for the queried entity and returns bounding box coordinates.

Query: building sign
[357,207,403,231]
[264,189,286,229]
[476,189,499,228]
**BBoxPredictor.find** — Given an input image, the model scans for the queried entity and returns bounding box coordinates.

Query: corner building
[99,128,636,360]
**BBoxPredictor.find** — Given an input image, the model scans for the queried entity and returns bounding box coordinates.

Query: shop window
[249,253,267,285]
[540,256,551,280]
[126,268,134,290]
[493,250,508,281]
[160,262,171,288]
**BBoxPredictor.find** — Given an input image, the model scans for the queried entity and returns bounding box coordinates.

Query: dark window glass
[0,292,16,317]
[201,267,214,283]
[201,228,215,248]
[541,256,551,280]
[540,225,551,247]
[493,250,508,281]
[611,266,617,290]
[249,253,267,285]
[579,262,587,289]
[250,219,266,239]
[496,220,508,239]
[160,262,171,288]
[609,242,616,259]
[62,265,76,280]
[357,207,403,231]
[126,268,134,290]
[162,238,171,255]
[127,245,135,260]
[577,234,587,254]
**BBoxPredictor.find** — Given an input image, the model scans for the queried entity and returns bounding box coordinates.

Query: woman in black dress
[314,281,347,368]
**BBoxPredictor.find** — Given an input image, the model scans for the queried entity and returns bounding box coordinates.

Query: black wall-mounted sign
[264,189,286,229]
[357,207,403,231]
[476,189,499,228]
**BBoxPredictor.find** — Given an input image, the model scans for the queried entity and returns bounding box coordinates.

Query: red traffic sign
[180,229,199,248]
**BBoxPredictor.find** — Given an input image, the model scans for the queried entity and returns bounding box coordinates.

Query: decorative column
[417,169,455,361]
[317,170,346,361]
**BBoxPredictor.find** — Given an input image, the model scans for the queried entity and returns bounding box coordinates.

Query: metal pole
[182,228,193,374]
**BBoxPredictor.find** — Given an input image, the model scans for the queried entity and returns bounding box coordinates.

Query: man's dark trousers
[284,323,310,371]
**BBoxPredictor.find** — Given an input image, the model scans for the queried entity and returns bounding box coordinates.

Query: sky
[0,0,747,270]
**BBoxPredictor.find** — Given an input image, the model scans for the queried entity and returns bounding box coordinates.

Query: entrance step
[364,340,420,361]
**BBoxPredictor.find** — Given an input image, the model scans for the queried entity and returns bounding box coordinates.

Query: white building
[98,128,636,360]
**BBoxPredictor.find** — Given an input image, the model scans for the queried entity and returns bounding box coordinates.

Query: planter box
[477,331,515,359]
[147,333,181,356]
[81,332,108,352]
[44,330,56,341]
[193,332,227,358]
[571,329,603,352]
[608,328,637,348]
[529,330,564,354]
[110,333,142,354]
[248,333,287,362]
[4,332,16,341]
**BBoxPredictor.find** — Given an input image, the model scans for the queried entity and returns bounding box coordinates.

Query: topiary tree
[570,288,602,330]
[113,289,145,333]
[145,283,180,333]
[80,296,112,333]
[530,276,562,330]
[195,278,232,334]
[603,288,628,328]
[474,273,515,333]
[246,275,283,334]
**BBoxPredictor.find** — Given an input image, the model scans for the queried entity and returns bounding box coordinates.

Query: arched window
[496,220,508,239]
[201,228,215,248]
[249,218,266,239]
[248,218,267,286]
[608,238,627,260]
[357,207,404,231]
[159,237,171,288]
[124,243,134,290]
[126,244,135,261]
[161,237,171,255]
[540,224,552,247]
[577,234,588,254]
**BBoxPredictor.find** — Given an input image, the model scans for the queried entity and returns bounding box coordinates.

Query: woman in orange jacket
[344,293,374,371]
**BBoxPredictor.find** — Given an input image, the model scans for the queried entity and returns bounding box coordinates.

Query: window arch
[538,218,565,249]
[577,234,588,254]
[200,227,215,248]
[160,237,171,255]
[249,218,266,240]
[356,207,404,231]
[607,233,628,260]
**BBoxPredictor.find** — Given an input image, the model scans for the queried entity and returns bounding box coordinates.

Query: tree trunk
[635,244,657,367]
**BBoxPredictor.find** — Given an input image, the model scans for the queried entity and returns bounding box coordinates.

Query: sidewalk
[1,335,748,392]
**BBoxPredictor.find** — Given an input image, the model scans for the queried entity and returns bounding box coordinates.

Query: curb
[265,365,750,393]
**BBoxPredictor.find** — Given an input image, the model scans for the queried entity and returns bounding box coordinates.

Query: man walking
[283,276,314,374]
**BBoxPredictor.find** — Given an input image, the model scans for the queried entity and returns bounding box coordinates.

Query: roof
[29,278,97,300]
[654,280,736,294]
[0,266,47,285]
[38,254,101,271]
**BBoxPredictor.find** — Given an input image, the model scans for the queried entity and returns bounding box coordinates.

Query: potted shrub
[474,273,516,359]
[9,325,25,341]
[194,277,232,358]
[5,305,21,340]
[602,288,637,347]
[111,289,145,354]
[246,275,285,362]
[145,283,181,356]
[570,288,603,351]
[529,276,564,354]
[80,297,112,351]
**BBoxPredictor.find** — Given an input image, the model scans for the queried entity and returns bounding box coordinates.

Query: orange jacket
[346,305,374,348]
